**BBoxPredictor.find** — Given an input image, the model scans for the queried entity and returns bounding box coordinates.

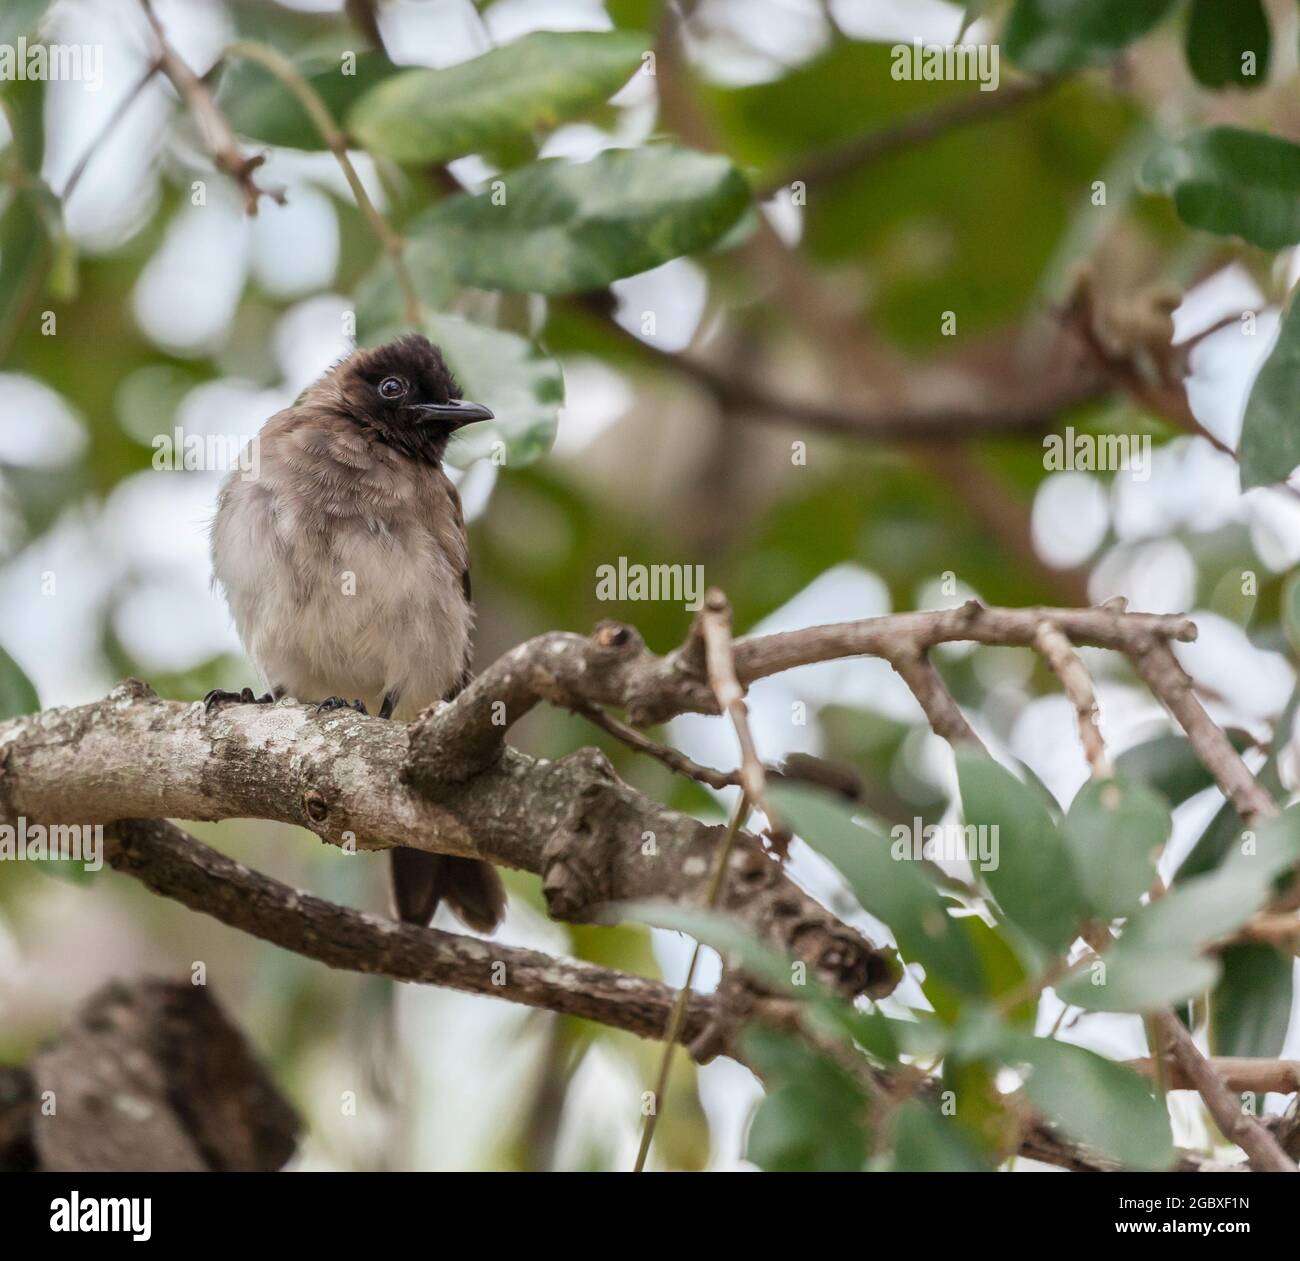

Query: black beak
[405,398,494,429]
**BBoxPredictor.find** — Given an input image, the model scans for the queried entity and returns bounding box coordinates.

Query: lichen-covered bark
[0,680,896,999]
[105,818,723,1045]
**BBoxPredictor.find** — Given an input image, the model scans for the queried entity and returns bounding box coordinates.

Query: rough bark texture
[0,679,896,1000]
[105,818,727,1046]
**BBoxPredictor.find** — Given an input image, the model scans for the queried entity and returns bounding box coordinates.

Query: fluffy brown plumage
[210,334,504,932]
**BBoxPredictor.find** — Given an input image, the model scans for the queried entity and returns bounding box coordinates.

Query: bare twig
[571,700,737,791]
[138,0,284,214]
[1132,639,1278,825]
[886,645,986,751]
[1034,620,1110,778]
[62,59,161,204]
[758,76,1060,199]
[699,589,784,847]
[588,300,1109,443]
[1127,1054,1300,1097]
[221,40,422,325]
[1153,1012,1297,1172]
[1229,913,1300,949]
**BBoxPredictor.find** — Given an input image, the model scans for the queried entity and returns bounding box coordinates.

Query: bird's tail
[388,848,506,932]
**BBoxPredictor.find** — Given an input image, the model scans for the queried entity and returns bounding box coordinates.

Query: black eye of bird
[378,376,408,400]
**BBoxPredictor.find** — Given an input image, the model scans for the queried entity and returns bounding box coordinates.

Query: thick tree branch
[4,600,1280,1123]
[100,821,1206,1177]
[16,977,299,1172]
[0,680,896,1001]
[105,818,725,1046]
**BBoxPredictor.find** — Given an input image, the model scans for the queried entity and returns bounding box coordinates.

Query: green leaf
[408,146,752,295]
[1006,1034,1175,1169]
[618,902,802,993]
[1058,947,1219,1013]
[0,186,47,354]
[364,315,562,469]
[1283,574,1300,656]
[0,644,38,719]
[219,49,396,151]
[1210,943,1293,1058]
[1175,689,1293,882]
[955,912,1036,1026]
[811,1004,901,1065]
[353,245,454,334]
[626,897,902,1066]
[1004,0,1177,74]
[1142,127,1300,251]
[1241,288,1300,488]
[705,44,1135,352]
[955,750,1083,952]
[1176,797,1245,882]
[1184,0,1270,90]
[1063,776,1169,920]
[742,1028,869,1172]
[773,783,986,1002]
[1116,730,1252,807]
[347,30,648,164]
[1060,808,1300,1012]
[890,1099,992,1172]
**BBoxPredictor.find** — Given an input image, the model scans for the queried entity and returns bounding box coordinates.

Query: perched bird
[208,333,506,933]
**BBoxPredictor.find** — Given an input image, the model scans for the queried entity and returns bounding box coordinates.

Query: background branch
[138,0,284,214]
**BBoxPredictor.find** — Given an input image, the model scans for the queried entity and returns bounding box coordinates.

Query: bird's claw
[204,688,276,712]
[315,696,368,715]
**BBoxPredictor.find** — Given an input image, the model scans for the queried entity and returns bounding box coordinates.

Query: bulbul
[208,333,506,933]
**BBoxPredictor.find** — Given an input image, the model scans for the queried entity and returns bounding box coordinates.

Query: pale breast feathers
[211,411,473,717]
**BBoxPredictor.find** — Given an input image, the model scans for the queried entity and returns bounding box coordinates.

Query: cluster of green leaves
[632,769,1300,1171]
[0,2,759,1167]
[4,0,1300,1173]
[217,27,753,468]
[1001,0,1300,490]
[1005,0,1270,88]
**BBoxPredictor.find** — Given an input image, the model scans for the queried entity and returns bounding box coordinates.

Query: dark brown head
[327,333,492,463]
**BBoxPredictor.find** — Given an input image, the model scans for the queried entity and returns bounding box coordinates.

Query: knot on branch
[302,788,329,825]
[797,925,902,999]
[540,748,621,920]
[108,677,158,704]
[592,619,643,656]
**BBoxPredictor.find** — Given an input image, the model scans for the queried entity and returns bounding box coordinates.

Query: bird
[207,332,506,933]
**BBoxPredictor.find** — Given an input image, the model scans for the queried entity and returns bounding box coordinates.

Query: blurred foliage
[3,0,1300,1173]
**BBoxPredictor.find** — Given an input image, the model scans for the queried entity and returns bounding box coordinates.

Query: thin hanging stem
[633,790,750,1172]
[221,39,423,326]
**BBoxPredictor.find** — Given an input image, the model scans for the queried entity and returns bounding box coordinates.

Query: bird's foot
[315,696,369,715]
[204,687,277,712]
